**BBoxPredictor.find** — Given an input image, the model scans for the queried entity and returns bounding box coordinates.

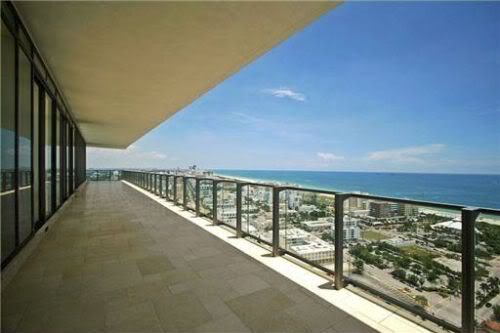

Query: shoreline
[213,171,500,224]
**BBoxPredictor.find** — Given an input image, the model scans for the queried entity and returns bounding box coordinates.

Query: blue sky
[88,2,500,174]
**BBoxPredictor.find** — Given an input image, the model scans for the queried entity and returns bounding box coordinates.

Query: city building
[369,201,396,218]
[369,201,417,219]
[301,218,333,232]
[329,216,361,241]
[281,228,335,264]
[431,217,480,235]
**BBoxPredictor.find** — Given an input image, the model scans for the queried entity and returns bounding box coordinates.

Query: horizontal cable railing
[120,170,500,333]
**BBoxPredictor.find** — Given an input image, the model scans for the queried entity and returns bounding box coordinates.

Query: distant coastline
[213,169,500,210]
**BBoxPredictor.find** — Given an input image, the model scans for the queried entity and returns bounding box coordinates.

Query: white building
[431,217,480,234]
[301,218,333,232]
[331,216,361,241]
[281,228,335,264]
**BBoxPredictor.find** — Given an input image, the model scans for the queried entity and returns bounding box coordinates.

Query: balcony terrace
[2,2,499,333]
[2,181,383,333]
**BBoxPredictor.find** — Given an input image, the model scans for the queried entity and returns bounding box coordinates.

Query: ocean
[213,170,500,209]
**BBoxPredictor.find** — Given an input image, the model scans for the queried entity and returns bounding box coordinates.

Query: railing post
[334,193,348,289]
[173,176,177,203]
[236,182,242,238]
[183,177,187,209]
[212,180,218,225]
[272,187,281,256]
[195,178,201,216]
[461,207,479,333]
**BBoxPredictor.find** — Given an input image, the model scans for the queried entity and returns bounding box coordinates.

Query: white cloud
[367,144,446,163]
[263,87,306,102]
[87,144,168,168]
[317,152,345,162]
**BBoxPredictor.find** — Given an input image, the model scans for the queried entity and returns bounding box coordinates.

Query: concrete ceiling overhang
[15,1,339,148]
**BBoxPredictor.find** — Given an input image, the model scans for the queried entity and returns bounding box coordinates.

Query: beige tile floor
[1,181,379,333]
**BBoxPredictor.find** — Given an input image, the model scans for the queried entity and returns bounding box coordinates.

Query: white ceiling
[15,1,339,148]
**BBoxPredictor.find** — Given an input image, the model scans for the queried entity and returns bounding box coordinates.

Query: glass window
[65,122,70,196]
[45,95,52,217]
[1,20,17,262]
[18,48,32,243]
[72,129,75,190]
[33,83,40,225]
[33,53,46,80]
[55,109,60,207]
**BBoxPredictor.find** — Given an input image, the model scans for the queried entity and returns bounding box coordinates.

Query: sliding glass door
[17,44,33,244]
[1,20,17,262]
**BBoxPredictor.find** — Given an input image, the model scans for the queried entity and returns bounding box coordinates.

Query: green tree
[407,274,421,287]
[391,269,406,281]
[427,270,439,283]
[415,295,428,307]
[353,259,364,274]
[493,304,500,322]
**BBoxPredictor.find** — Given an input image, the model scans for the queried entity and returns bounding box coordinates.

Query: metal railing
[121,170,500,333]
[86,169,122,181]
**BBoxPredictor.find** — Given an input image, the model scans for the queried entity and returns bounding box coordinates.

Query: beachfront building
[431,217,480,235]
[369,201,396,218]
[369,201,417,219]
[348,193,370,210]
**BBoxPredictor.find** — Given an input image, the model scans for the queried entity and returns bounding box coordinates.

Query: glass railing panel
[278,189,336,271]
[167,176,174,200]
[475,211,500,331]
[199,180,213,218]
[185,178,196,210]
[86,170,122,181]
[155,174,161,195]
[161,175,167,198]
[242,184,273,244]
[175,177,184,204]
[345,195,462,328]
[217,182,237,228]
